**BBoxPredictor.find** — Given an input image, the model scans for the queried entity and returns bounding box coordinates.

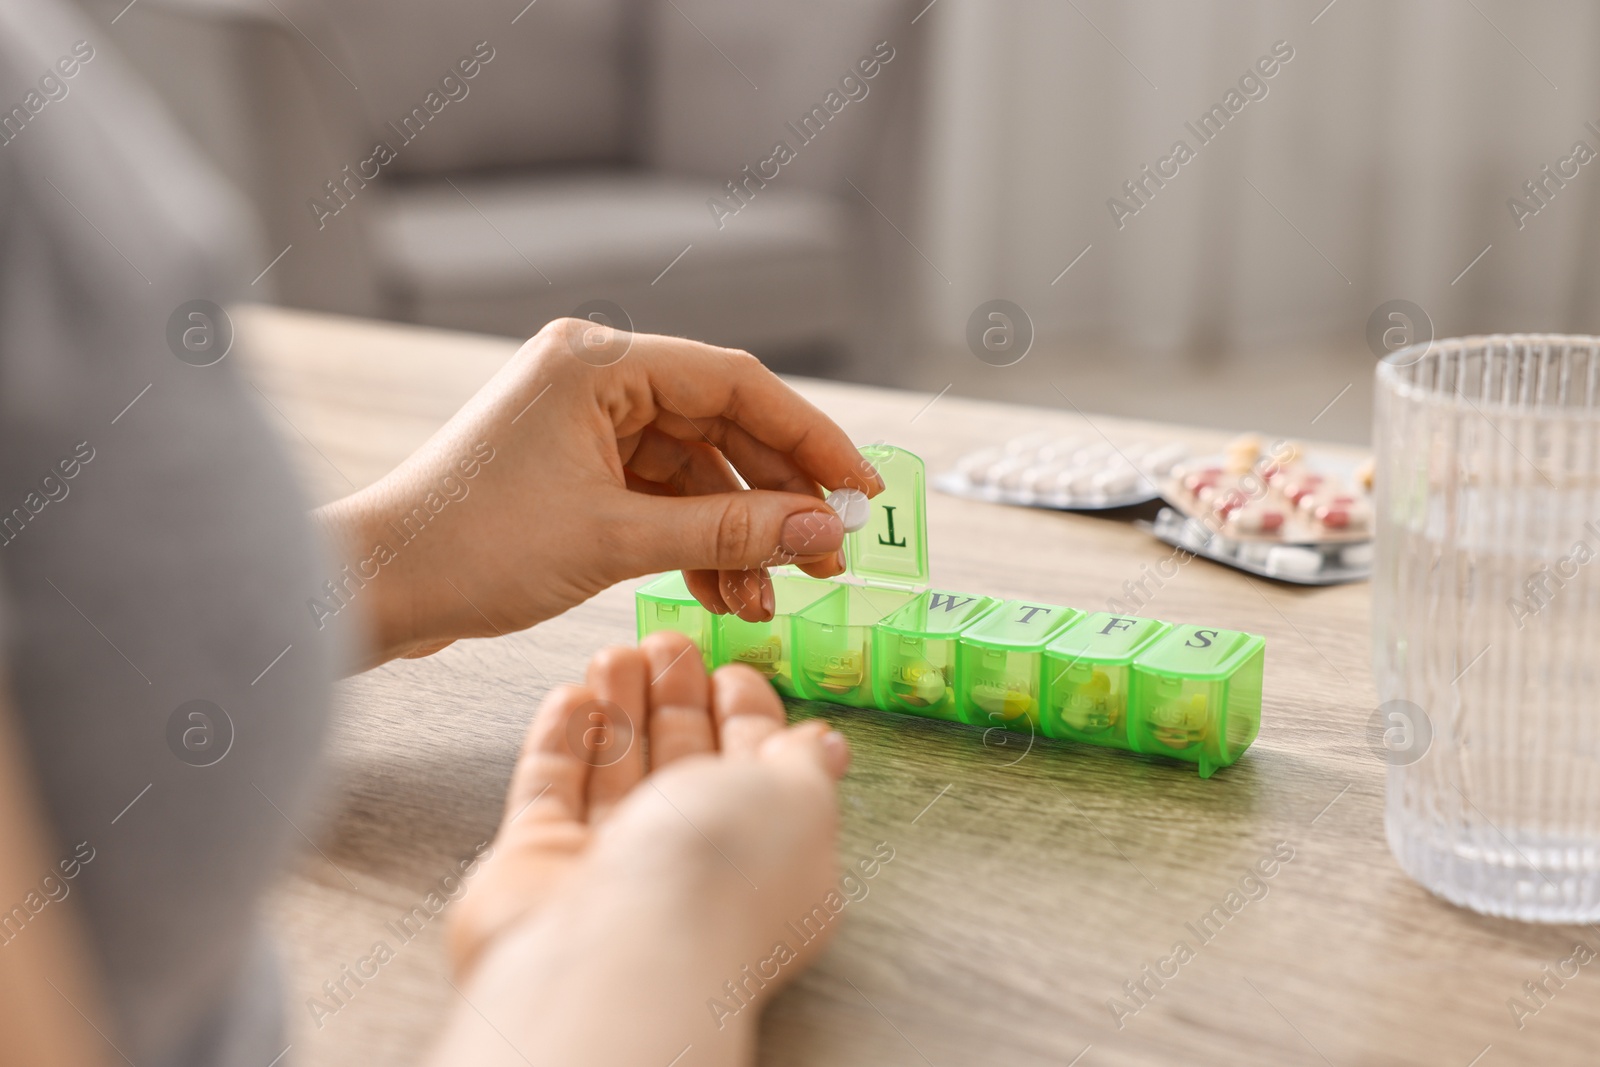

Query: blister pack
[936,434,1191,510]
[1148,435,1375,584]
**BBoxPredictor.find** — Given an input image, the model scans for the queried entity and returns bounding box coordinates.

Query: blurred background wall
[911,0,1600,443]
[95,0,1600,444]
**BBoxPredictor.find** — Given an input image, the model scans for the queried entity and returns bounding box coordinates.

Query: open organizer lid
[843,444,929,592]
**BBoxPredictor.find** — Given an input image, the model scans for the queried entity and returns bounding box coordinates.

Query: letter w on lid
[928,592,975,613]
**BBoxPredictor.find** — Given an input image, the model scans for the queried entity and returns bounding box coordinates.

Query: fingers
[519,649,841,858]
[682,569,729,614]
[618,490,846,580]
[625,427,843,617]
[645,413,822,506]
[760,719,852,782]
[715,420,823,499]
[584,648,650,822]
[711,663,788,757]
[641,631,717,769]
[625,429,789,619]
[504,685,597,827]
[611,332,885,495]
[625,427,743,499]
[720,567,772,622]
[796,551,847,581]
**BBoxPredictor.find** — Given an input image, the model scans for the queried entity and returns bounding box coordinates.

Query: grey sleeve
[0,6,347,1066]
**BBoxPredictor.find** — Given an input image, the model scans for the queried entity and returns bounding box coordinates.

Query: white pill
[956,447,1004,479]
[984,456,1032,488]
[1063,469,1101,494]
[1142,443,1190,477]
[1093,468,1140,495]
[1265,545,1324,579]
[1036,437,1086,461]
[1072,443,1114,465]
[1340,542,1374,567]
[826,488,870,532]
[1021,461,1067,494]
[1238,542,1274,566]
[959,465,994,488]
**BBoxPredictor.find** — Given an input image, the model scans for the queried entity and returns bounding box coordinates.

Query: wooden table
[237,305,1600,1067]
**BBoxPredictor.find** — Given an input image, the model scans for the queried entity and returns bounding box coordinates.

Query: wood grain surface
[235,305,1600,1067]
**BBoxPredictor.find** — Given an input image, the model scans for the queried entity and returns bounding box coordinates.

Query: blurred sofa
[111,0,924,372]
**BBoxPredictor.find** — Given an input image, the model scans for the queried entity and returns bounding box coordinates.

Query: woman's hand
[431,633,851,1067]
[318,320,881,665]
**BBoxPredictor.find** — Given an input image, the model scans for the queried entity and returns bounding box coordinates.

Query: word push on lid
[635,445,1265,777]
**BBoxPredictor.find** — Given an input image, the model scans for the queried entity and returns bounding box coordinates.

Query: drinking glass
[1373,334,1600,922]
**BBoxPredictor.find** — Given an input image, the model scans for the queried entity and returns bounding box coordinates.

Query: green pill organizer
[634,444,1265,777]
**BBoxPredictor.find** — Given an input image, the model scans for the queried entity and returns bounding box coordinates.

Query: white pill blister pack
[936,434,1192,510]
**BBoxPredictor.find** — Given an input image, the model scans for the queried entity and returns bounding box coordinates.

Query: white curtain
[917,0,1600,357]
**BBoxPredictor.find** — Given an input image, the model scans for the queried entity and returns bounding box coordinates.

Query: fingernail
[780,510,844,556]
[724,572,757,615]
[845,459,884,494]
[822,729,851,774]
[761,579,775,619]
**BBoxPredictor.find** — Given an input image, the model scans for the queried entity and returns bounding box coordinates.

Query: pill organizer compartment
[873,591,997,721]
[794,445,929,708]
[1128,624,1265,778]
[793,584,918,706]
[715,572,836,695]
[1042,613,1171,749]
[635,571,713,666]
[955,600,1079,732]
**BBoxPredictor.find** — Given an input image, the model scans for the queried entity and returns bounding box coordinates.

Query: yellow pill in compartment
[971,681,1035,723]
[732,635,784,675]
[890,659,948,707]
[1148,691,1209,749]
[817,650,866,694]
[1059,668,1120,734]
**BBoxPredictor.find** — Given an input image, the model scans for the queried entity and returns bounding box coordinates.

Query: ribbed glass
[1374,335,1600,921]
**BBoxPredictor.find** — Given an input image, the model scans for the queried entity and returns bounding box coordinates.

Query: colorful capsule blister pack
[1146,434,1375,585]
[936,433,1192,510]
[637,445,1265,777]
[1163,435,1373,543]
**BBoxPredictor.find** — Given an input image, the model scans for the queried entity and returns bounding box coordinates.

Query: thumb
[622,489,846,574]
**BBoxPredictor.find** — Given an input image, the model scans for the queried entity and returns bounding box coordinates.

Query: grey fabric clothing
[0,2,343,1065]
